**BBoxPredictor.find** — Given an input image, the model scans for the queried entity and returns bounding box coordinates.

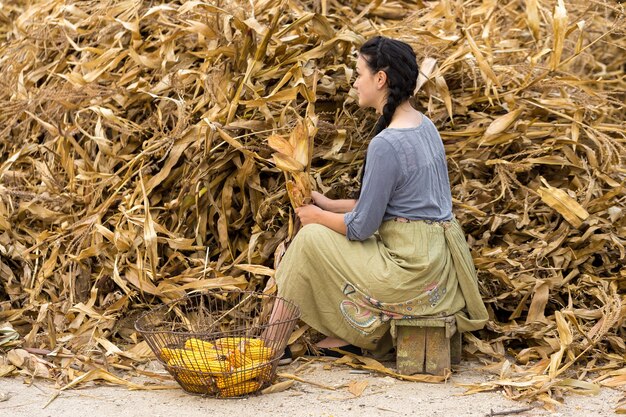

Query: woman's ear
[376,70,387,89]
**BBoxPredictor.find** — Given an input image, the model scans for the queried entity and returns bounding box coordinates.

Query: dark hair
[358,36,418,135]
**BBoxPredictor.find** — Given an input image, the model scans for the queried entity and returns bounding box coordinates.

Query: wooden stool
[391,315,462,376]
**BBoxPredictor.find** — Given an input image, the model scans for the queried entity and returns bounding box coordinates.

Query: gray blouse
[343,115,453,241]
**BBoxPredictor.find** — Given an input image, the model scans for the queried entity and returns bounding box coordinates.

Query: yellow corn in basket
[135,291,300,398]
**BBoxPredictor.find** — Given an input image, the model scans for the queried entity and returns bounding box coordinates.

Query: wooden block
[396,325,426,375]
[424,327,450,375]
[393,316,458,376]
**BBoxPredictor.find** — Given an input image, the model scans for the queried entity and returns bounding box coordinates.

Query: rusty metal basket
[135,290,300,397]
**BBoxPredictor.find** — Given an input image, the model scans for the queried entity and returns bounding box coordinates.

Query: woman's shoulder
[369,130,400,150]
[373,123,425,146]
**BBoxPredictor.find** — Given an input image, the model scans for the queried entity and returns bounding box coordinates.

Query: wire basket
[135,290,300,398]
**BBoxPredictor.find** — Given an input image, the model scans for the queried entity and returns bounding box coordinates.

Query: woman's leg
[263,298,293,349]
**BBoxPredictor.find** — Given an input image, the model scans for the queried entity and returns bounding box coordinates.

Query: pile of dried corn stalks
[1,0,625,410]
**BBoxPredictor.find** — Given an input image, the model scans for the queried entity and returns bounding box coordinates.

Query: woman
[272,36,488,359]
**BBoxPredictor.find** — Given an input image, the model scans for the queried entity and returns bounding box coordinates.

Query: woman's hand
[295,203,348,235]
[311,191,333,211]
[295,204,323,225]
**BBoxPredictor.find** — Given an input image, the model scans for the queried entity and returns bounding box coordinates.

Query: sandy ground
[1,359,623,417]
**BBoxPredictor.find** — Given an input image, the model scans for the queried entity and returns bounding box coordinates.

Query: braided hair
[358,36,418,135]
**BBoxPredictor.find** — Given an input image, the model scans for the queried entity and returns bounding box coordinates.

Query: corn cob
[218,380,261,397]
[183,383,211,394]
[229,349,254,368]
[160,347,189,362]
[189,346,221,361]
[243,345,274,362]
[184,338,217,352]
[214,361,272,389]
[167,351,231,374]
[174,369,209,385]
[214,337,265,351]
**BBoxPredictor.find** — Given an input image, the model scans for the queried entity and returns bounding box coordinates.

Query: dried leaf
[336,353,449,383]
[347,379,368,397]
[550,0,568,70]
[267,134,294,155]
[290,120,310,167]
[260,379,294,394]
[60,368,175,391]
[537,180,589,227]
[482,108,524,143]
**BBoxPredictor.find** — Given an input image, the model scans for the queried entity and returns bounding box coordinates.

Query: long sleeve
[344,138,400,241]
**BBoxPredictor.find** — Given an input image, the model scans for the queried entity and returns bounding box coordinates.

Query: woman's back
[344,115,453,241]
[378,116,453,221]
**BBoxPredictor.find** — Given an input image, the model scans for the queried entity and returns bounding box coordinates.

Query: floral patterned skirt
[275,218,487,354]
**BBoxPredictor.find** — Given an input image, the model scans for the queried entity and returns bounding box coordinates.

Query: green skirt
[275,218,488,354]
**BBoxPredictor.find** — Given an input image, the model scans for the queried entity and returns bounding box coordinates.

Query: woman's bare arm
[295,204,347,235]
[311,191,357,214]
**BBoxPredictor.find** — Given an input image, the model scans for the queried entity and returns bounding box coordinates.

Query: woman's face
[353,55,384,110]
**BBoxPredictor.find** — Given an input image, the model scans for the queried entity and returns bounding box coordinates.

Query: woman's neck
[387,101,423,129]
